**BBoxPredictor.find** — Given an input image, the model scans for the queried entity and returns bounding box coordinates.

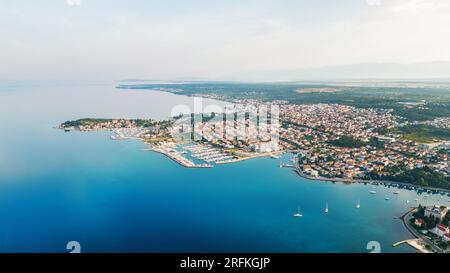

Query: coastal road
[291,151,450,194]
[401,208,443,253]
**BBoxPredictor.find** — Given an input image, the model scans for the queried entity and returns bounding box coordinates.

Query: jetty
[392,239,432,253]
[150,144,213,168]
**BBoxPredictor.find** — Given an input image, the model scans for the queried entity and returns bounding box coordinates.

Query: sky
[1,0,450,81]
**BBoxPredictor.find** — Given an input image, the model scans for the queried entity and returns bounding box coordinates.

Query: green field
[392,125,450,143]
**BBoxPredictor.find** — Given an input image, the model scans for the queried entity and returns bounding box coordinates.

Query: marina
[150,143,213,168]
[183,144,237,164]
[145,142,287,169]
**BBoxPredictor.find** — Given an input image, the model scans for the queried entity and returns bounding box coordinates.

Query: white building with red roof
[444,233,450,243]
[431,224,449,237]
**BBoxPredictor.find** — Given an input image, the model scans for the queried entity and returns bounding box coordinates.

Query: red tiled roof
[437,224,447,231]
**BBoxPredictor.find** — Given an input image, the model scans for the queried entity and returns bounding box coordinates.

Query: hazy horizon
[2,0,450,81]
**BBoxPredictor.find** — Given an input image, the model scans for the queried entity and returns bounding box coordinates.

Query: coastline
[150,144,284,168]
[115,87,450,194]
[63,125,450,193]
[9,81,450,253]
[215,151,284,165]
[399,208,443,253]
[295,169,450,194]
[148,146,213,168]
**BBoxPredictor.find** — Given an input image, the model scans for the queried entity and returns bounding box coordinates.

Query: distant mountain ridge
[227,62,450,81]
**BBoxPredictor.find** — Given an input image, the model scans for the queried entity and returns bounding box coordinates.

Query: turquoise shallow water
[0,83,449,253]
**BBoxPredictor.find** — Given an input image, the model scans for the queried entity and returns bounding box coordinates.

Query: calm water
[0,82,448,253]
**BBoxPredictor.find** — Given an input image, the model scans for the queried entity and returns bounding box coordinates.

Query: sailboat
[356,199,361,209]
[325,203,329,213]
[294,207,303,218]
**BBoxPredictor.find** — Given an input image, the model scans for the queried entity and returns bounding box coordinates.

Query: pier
[392,239,415,247]
[184,144,237,164]
[392,239,432,253]
[396,208,443,253]
[150,143,213,168]
[148,143,286,168]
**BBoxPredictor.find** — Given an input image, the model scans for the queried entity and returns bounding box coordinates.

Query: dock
[392,239,414,247]
[396,207,442,253]
[150,144,213,168]
[392,239,432,253]
[184,144,237,164]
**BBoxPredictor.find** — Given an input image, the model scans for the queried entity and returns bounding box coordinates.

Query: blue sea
[0,82,448,253]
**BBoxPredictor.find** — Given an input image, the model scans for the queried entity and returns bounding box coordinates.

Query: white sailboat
[356,199,361,209]
[325,203,329,213]
[369,190,377,194]
[294,207,303,218]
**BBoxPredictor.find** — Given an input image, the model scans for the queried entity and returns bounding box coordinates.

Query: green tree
[425,215,438,229]
[443,212,450,226]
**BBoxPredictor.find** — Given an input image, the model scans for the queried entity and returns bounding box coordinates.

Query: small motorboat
[294,207,303,218]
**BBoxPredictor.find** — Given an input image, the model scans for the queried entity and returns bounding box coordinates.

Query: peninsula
[61,82,450,191]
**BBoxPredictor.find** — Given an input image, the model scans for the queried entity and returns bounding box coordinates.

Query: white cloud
[366,0,382,6]
[389,0,449,14]
[2,1,450,80]
[66,0,81,7]
[365,0,450,14]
